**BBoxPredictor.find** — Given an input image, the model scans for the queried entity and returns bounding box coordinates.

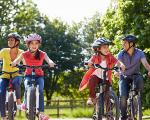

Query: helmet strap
[98,51,107,56]
[125,42,134,52]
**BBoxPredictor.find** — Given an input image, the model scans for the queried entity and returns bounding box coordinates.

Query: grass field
[14,107,150,120]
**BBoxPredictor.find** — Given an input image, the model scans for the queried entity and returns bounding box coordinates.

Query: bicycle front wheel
[131,93,142,120]
[104,91,119,120]
[28,87,36,120]
[8,92,14,120]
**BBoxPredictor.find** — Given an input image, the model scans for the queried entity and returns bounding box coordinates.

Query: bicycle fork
[36,85,39,114]
[6,91,17,113]
[26,85,39,114]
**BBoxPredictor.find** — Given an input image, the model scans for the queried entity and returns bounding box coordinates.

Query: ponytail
[35,49,41,60]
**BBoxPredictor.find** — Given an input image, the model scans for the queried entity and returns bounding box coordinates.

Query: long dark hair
[35,49,41,60]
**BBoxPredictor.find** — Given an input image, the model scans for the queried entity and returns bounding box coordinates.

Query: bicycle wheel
[28,87,36,120]
[93,93,103,120]
[104,91,119,120]
[131,94,142,120]
[8,92,14,120]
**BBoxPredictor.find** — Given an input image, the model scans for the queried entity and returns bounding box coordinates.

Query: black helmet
[92,37,112,49]
[7,32,21,41]
[121,35,137,43]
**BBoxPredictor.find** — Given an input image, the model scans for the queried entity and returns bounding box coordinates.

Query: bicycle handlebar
[84,62,120,72]
[14,64,57,70]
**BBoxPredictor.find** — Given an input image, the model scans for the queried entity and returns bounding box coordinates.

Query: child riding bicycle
[79,37,125,105]
[117,34,150,120]
[11,33,55,120]
[0,33,24,120]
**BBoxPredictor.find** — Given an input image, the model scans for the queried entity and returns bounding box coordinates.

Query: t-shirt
[22,50,45,76]
[117,48,145,75]
[92,60,108,80]
[0,48,24,79]
[88,53,118,83]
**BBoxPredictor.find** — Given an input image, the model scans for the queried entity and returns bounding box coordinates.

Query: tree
[0,0,22,48]
[37,18,84,105]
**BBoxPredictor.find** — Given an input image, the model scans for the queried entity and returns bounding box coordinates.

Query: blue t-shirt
[117,48,145,75]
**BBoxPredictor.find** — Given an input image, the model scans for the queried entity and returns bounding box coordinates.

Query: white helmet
[24,33,42,44]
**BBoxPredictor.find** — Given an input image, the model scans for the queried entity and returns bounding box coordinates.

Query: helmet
[24,33,42,44]
[92,37,112,49]
[121,35,137,43]
[7,32,21,41]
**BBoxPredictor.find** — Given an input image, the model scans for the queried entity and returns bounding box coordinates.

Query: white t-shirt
[92,60,108,80]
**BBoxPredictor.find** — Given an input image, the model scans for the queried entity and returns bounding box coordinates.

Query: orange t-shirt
[79,53,117,91]
[22,50,45,76]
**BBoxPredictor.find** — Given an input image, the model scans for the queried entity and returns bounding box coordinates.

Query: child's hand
[49,62,56,68]
[88,62,93,68]
[114,71,120,78]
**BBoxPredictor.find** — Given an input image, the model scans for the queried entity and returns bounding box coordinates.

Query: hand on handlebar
[49,62,56,68]
[114,71,120,78]
[120,64,126,72]
[148,71,150,77]
[11,61,17,67]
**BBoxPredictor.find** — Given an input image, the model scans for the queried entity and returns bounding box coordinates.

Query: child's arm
[11,54,23,67]
[44,53,55,67]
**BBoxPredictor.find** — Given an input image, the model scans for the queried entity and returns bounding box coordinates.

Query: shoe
[87,98,96,106]
[21,103,27,111]
[39,113,49,120]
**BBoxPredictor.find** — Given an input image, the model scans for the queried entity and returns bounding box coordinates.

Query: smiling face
[97,44,110,56]
[121,40,134,51]
[28,40,40,53]
[8,37,19,48]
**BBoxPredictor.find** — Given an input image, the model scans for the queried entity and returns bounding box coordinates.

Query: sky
[33,0,111,24]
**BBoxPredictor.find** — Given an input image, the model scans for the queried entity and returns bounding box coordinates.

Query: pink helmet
[24,33,42,44]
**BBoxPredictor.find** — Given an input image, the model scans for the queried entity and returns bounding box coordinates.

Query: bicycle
[91,64,120,120]
[1,71,19,120]
[124,74,142,120]
[16,64,53,120]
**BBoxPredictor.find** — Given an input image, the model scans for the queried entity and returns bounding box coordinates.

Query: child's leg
[88,75,101,99]
[36,77,44,112]
[12,76,22,105]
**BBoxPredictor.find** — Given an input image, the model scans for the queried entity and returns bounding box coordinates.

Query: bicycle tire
[98,93,103,120]
[130,93,142,120]
[8,93,14,120]
[28,87,36,120]
[104,91,119,120]
[137,94,142,120]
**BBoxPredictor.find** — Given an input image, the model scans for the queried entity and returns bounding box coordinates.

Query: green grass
[15,107,93,119]
[14,107,150,119]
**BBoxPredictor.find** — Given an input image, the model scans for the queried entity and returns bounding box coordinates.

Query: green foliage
[58,68,89,99]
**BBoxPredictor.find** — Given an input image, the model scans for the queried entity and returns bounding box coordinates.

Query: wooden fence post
[70,99,73,111]
[57,99,60,118]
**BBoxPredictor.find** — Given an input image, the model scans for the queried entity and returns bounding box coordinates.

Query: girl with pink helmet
[12,33,55,119]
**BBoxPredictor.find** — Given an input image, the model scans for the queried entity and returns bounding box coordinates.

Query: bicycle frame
[26,68,40,114]
[91,64,120,120]
[16,64,53,119]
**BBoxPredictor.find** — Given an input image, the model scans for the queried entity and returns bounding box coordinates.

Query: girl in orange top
[79,38,125,105]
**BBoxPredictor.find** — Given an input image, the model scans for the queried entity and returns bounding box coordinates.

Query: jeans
[24,76,44,112]
[119,74,144,119]
[0,76,22,117]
